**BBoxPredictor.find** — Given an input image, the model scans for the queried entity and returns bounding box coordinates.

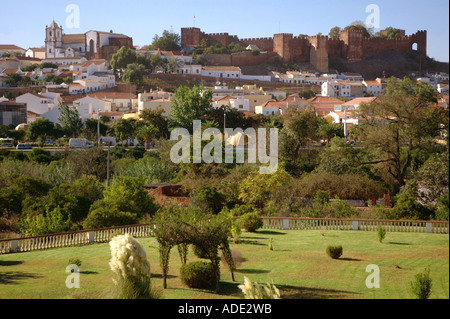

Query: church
[45,21,133,61]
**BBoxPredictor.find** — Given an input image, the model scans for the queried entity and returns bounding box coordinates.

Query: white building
[175,64,202,75]
[255,101,287,116]
[212,96,250,112]
[16,92,59,115]
[201,66,242,79]
[137,90,174,116]
[362,80,383,96]
[73,96,108,121]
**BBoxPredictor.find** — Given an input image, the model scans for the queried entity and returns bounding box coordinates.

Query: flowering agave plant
[238,276,281,299]
[109,234,152,299]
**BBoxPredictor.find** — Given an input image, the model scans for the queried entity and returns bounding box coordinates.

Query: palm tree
[167,57,181,73]
[136,124,158,150]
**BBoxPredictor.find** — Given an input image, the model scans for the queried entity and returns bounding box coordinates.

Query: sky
[1,0,448,62]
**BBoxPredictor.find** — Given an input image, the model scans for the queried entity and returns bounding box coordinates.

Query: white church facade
[44,21,133,61]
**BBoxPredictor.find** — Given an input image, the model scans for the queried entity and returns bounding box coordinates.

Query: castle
[181,27,427,72]
[45,20,133,61]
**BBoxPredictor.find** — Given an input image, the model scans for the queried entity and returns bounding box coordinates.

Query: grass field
[0,229,448,299]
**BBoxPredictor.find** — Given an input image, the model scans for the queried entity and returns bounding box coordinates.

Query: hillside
[330,51,449,79]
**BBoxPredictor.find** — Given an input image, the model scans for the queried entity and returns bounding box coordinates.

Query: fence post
[88,231,95,243]
[282,219,290,230]
[425,222,432,234]
[352,220,359,231]
[10,239,19,253]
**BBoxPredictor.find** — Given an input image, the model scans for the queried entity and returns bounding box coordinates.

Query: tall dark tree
[149,30,181,51]
[356,77,444,193]
[58,102,83,137]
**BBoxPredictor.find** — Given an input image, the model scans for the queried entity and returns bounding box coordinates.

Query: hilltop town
[0,21,448,130]
[0,17,449,303]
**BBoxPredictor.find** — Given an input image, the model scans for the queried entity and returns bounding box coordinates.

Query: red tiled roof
[0,44,25,51]
[88,92,137,100]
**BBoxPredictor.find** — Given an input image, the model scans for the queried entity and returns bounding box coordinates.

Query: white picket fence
[0,224,153,255]
[0,218,448,255]
[261,217,449,234]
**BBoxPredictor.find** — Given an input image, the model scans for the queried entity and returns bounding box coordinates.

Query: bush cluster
[180,261,216,290]
[326,245,343,259]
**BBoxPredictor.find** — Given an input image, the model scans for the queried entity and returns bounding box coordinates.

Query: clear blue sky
[1,0,448,62]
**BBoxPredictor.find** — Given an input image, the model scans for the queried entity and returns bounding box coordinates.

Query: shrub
[238,276,281,299]
[109,234,158,299]
[83,204,139,229]
[326,245,343,259]
[230,204,254,217]
[239,212,263,232]
[180,261,216,290]
[410,267,433,299]
[68,258,82,268]
[377,225,386,243]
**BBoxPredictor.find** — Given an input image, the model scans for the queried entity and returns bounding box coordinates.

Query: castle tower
[181,27,202,47]
[309,36,329,73]
[340,29,364,62]
[45,21,63,58]
[273,33,293,62]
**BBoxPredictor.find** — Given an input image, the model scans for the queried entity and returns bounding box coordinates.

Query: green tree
[139,107,169,139]
[109,118,137,144]
[149,30,181,51]
[123,63,146,85]
[317,121,344,145]
[329,26,342,39]
[279,106,320,162]
[136,124,157,150]
[26,118,55,141]
[84,118,108,141]
[110,46,137,71]
[168,85,213,132]
[356,77,444,193]
[149,55,167,73]
[344,21,372,38]
[58,102,83,137]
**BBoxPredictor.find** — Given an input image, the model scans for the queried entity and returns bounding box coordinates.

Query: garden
[0,226,448,299]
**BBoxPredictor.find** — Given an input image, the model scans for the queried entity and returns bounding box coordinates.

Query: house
[362,79,383,96]
[255,101,287,116]
[210,84,244,100]
[0,45,26,56]
[306,96,343,116]
[212,95,250,112]
[437,83,449,95]
[137,90,174,116]
[73,96,109,121]
[14,56,42,69]
[339,72,364,82]
[26,110,42,124]
[322,80,350,98]
[201,66,242,79]
[26,48,46,59]
[88,92,137,112]
[41,56,87,66]
[16,92,59,115]
[241,85,274,112]
[175,64,202,75]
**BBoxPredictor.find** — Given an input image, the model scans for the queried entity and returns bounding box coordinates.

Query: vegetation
[326,245,343,259]
[180,261,216,289]
[1,230,447,299]
[410,267,433,299]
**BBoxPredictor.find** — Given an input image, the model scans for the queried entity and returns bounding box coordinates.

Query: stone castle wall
[181,28,427,72]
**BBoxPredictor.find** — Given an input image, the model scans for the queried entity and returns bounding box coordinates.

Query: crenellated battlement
[240,37,273,42]
[181,26,427,71]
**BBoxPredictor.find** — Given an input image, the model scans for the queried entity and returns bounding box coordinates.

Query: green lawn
[0,230,448,299]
